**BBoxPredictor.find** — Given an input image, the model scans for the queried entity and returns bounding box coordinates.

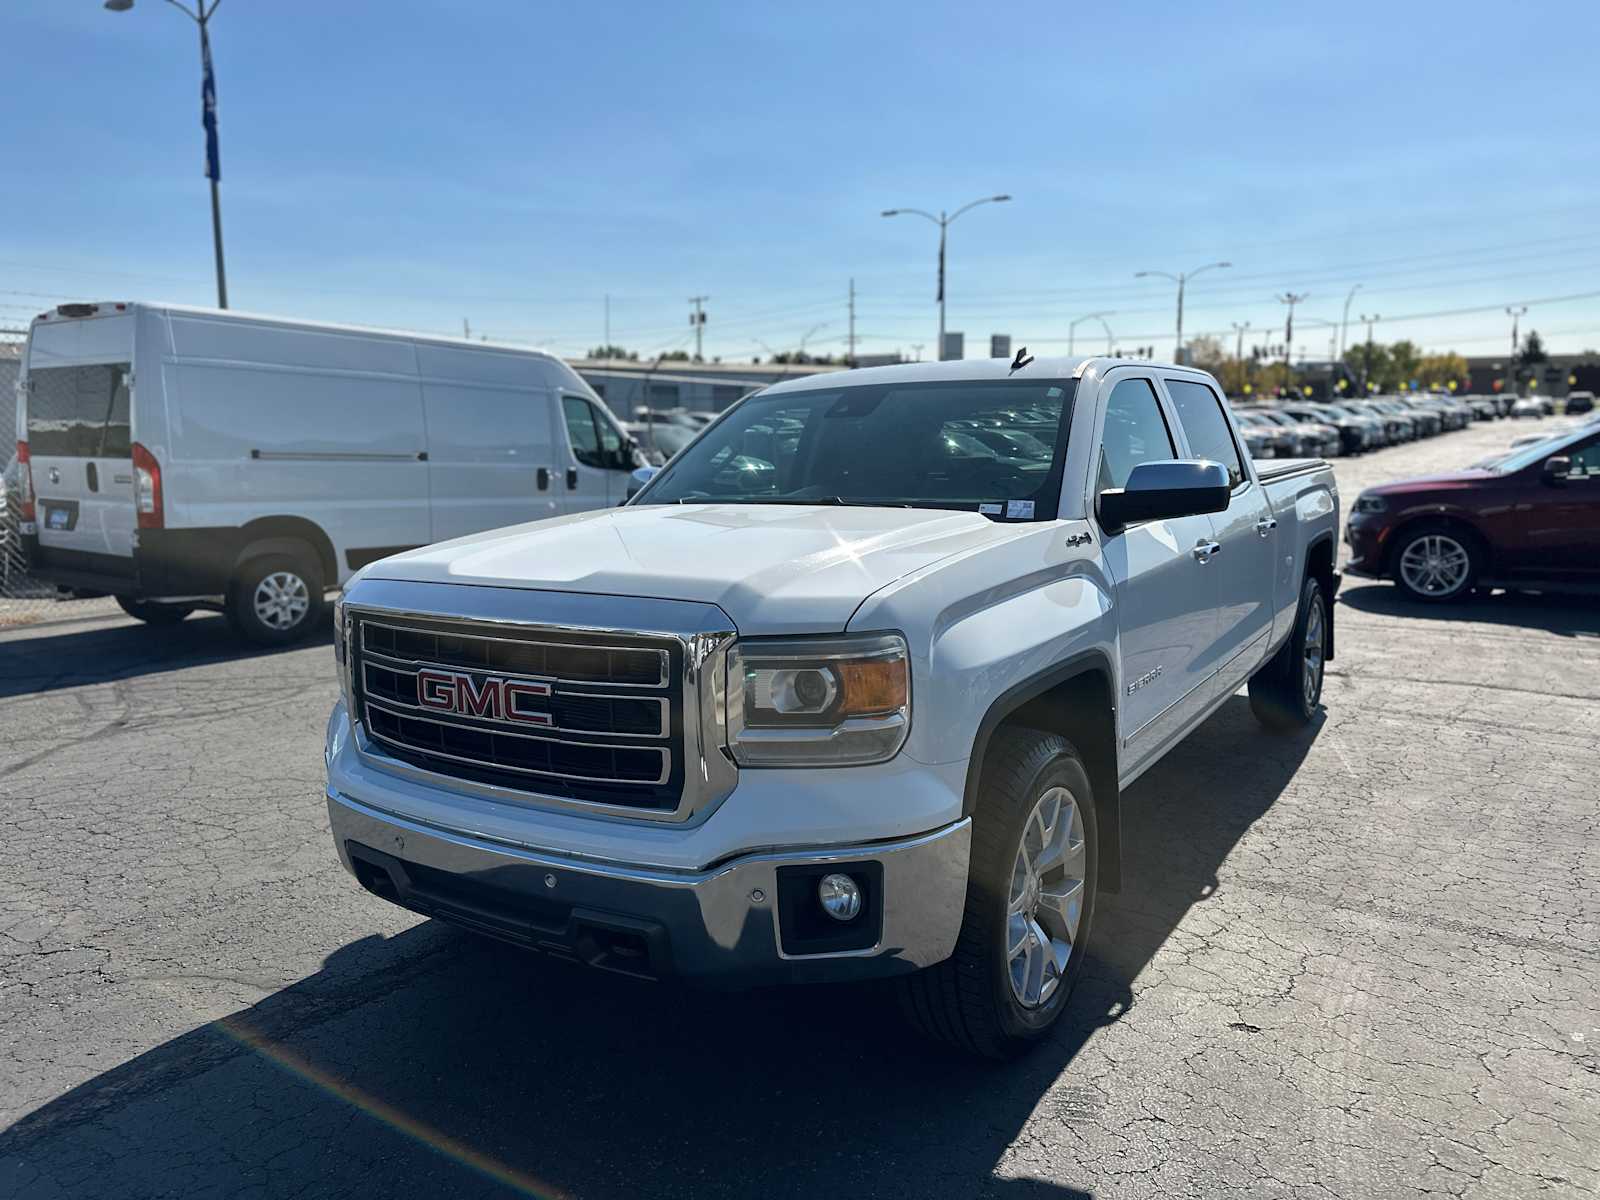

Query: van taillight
[15,441,35,524]
[131,442,164,529]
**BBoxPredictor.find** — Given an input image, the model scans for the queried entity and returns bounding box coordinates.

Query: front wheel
[1248,574,1327,732]
[226,554,325,646]
[898,727,1097,1059]
[116,596,196,626]
[1391,523,1479,602]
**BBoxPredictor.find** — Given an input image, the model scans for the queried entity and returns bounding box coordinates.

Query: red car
[1345,423,1600,601]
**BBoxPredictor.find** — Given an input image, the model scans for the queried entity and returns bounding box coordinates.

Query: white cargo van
[15,302,641,643]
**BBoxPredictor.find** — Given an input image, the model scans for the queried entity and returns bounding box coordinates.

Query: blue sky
[5,0,1598,363]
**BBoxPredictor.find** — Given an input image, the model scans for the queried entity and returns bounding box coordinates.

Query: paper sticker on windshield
[979,502,1003,516]
[1006,500,1035,519]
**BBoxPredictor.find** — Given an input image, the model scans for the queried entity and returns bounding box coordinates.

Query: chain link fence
[0,333,119,629]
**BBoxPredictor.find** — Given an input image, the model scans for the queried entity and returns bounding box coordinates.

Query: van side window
[1098,378,1176,492]
[561,396,604,468]
[1164,378,1245,488]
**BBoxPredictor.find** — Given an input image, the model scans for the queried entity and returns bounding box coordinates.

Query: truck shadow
[0,610,332,698]
[0,698,1316,1200]
[1338,581,1600,637]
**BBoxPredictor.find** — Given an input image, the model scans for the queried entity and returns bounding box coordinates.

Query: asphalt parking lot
[2,418,1596,1200]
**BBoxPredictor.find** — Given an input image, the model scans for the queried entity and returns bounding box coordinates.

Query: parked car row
[1229,391,1516,459]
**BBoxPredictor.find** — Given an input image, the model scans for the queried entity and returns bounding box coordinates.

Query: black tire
[898,727,1098,1059]
[1388,520,1481,603]
[116,596,196,625]
[1248,573,1328,733]
[226,552,325,646]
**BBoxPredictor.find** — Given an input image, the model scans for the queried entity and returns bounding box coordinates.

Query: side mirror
[626,465,660,501]
[1543,455,1571,484]
[1097,460,1231,533]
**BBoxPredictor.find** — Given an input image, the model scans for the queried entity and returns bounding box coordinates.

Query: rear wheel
[898,727,1097,1059]
[1390,522,1479,602]
[116,596,196,626]
[226,553,324,645]
[1248,574,1327,732]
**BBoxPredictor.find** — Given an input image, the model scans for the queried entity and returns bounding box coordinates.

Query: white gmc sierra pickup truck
[325,355,1339,1057]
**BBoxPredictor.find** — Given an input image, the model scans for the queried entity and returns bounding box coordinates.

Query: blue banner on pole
[201,37,220,181]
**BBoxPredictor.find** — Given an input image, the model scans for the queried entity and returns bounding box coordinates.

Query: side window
[561,395,602,468]
[1564,437,1600,477]
[594,405,625,462]
[1165,378,1246,489]
[1097,378,1176,493]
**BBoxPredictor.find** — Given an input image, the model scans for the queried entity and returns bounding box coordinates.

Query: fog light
[817,873,862,922]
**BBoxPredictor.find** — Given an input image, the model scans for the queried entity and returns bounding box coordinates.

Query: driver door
[558,393,634,512]
[1508,433,1600,582]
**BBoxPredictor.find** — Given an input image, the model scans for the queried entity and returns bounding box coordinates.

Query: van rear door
[26,359,137,563]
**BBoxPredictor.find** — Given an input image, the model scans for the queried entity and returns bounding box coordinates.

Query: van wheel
[227,554,324,645]
[898,727,1097,1059]
[116,596,196,625]
[1248,574,1326,732]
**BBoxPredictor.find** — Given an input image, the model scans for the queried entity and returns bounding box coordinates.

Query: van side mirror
[1542,455,1571,484]
[1097,460,1231,534]
[626,465,660,501]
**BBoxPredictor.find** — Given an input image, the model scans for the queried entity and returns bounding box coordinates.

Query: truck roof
[757,354,1204,395]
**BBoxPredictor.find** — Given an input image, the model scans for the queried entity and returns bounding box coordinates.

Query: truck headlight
[727,633,910,766]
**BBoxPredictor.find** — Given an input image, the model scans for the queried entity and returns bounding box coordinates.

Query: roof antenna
[1009,346,1034,373]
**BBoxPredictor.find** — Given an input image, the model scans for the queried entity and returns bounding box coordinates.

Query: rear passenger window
[1165,378,1245,488]
[1097,378,1176,492]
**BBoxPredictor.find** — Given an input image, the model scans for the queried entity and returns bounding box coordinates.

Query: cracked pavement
[1,418,1596,1199]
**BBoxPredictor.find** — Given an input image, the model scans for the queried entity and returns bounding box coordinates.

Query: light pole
[1338,284,1361,360]
[1134,261,1230,363]
[106,0,229,309]
[881,194,1011,359]
[1068,311,1113,356]
[1277,292,1309,393]
[1506,305,1529,393]
[1359,313,1380,394]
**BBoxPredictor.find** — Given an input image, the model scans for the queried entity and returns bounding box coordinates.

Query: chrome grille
[351,613,683,811]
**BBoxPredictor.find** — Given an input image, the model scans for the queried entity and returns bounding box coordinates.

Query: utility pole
[463,318,470,340]
[1359,313,1379,394]
[1339,284,1361,360]
[688,296,709,361]
[847,278,857,366]
[1278,292,1308,393]
[1231,321,1251,362]
[1506,305,1528,394]
[604,294,610,349]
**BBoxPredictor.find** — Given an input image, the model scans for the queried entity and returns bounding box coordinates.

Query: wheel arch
[964,649,1122,894]
[1305,532,1338,660]
[1380,509,1489,577]
[233,516,337,586]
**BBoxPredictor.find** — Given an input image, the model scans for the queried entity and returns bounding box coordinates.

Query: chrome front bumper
[328,789,972,985]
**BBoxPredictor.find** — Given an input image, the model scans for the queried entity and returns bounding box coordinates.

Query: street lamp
[1068,311,1113,356]
[881,194,1011,359]
[1134,261,1230,363]
[1339,284,1361,360]
[106,0,229,309]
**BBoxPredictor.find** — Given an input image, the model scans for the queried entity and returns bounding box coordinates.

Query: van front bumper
[327,788,971,986]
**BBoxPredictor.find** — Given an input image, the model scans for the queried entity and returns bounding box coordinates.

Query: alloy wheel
[253,570,310,630]
[1006,785,1087,1009]
[1399,534,1470,597]
[1302,592,1325,708]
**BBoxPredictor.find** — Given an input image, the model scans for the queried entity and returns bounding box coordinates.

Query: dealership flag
[201,37,220,181]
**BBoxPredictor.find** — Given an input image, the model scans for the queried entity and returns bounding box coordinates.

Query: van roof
[32,301,567,364]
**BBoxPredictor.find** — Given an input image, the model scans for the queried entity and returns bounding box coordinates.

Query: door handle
[1193,540,1222,563]
[536,467,550,491]
[1255,516,1278,537]
[566,466,579,490]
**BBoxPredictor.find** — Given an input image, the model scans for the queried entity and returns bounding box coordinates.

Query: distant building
[570,357,845,416]
[1464,353,1598,397]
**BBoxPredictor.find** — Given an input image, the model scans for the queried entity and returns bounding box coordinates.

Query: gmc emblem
[416,668,553,726]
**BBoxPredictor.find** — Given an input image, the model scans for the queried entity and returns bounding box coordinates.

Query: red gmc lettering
[415,668,551,725]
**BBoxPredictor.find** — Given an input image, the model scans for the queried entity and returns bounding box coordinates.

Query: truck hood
[365,503,1021,634]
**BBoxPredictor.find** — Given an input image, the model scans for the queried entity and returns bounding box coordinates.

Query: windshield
[1491,432,1580,474]
[635,378,1075,515]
